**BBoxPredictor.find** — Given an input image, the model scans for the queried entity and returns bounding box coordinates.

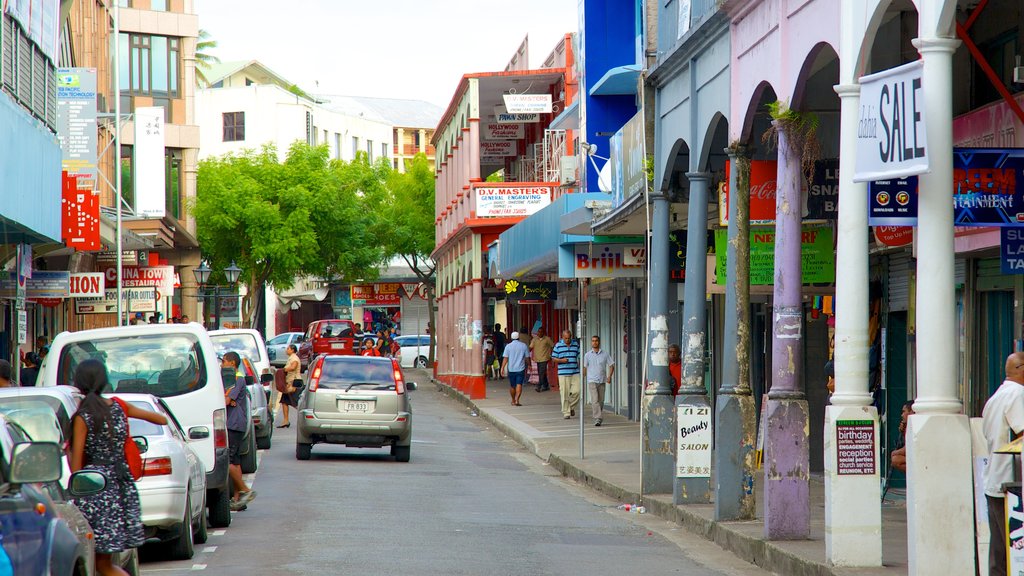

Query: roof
[202,60,297,91]
[314,95,443,129]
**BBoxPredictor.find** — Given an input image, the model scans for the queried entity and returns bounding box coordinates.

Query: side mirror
[68,470,107,497]
[406,382,418,391]
[8,442,62,484]
[132,436,149,454]
[188,426,210,440]
[260,373,274,384]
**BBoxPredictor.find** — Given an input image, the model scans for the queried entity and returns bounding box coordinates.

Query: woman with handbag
[70,359,167,576]
[277,344,301,428]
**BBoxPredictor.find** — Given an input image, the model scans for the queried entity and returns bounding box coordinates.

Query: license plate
[342,401,372,413]
[331,342,346,350]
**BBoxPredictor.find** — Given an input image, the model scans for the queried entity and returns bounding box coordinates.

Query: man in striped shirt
[551,330,581,419]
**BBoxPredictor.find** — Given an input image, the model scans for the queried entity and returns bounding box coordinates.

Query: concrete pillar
[906,35,973,576]
[397,127,405,172]
[764,121,810,540]
[471,277,485,399]
[824,83,882,566]
[419,129,427,154]
[643,191,675,494]
[674,172,713,504]
[714,147,756,521]
[468,120,481,182]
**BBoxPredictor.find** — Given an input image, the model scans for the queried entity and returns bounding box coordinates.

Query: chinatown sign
[101,265,175,295]
[475,186,552,217]
[854,60,929,182]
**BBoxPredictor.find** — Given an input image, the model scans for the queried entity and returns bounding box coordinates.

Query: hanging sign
[720,159,840,225]
[854,60,929,182]
[714,225,836,285]
[874,226,914,247]
[676,405,712,478]
[476,186,552,217]
[495,106,541,124]
[480,141,517,157]
[1001,227,1024,274]
[61,172,101,251]
[134,106,166,218]
[868,176,918,226]
[70,273,105,297]
[483,123,524,140]
[953,148,1024,226]
[502,280,556,304]
[502,94,552,114]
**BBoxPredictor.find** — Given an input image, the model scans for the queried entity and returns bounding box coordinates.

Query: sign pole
[113,2,123,326]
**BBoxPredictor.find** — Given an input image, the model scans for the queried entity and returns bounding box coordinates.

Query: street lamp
[192,261,240,330]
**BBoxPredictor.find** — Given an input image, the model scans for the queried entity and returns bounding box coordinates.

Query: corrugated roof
[315,95,443,129]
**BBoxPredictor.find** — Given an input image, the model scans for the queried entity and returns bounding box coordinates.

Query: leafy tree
[195,30,220,87]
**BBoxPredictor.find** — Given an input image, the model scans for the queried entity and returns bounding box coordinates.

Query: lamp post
[192,261,241,330]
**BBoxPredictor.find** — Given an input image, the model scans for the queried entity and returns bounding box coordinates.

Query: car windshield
[314,321,353,338]
[57,333,207,397]
[0,402,63,443]
[125,400,167,436]
[267,334,291,345]
[318,358,396,390]
[211,333,262,361]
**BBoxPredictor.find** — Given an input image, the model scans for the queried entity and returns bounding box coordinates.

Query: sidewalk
[427,371,909,576]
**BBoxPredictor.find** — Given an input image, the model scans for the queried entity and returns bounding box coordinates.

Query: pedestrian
[519,326,532,346]
[668,344,682,396]
[375,330,389,357]
[70,358,167,576]
[551,330,580,419]
[890,401,914,473]
[484,333,496,379]
[277,344,301,428]
[0,360,12,388]
[220,352,257,511]
[582,335,614,426]
[530,327,554,392]
[20,353,39,387]
[501,331,529,406]
[181,315,190,324]
[982,351,1024,576]
[361,338,380,357]
[492,324,506,379]
[354,323,363,335]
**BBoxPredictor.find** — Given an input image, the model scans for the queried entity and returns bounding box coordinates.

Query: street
[139,370,768,576]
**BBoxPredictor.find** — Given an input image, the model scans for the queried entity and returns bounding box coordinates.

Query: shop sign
[714,225,835,285]
[70,273,105,297]
[480,141,516,157]
[351,283,401,306]
[0,271,71,300]
[495,111,541,124]
[720,159,840,225]
[868,176,918,226]
[874,226,914,247]
[332,288,351,308]
[17,310,26,344]
[854,60,929,182]
[57,68,98,190]
[621,111,646,202]
[953,148,1024,226]
[836,420,876,475]
[134,106,166,219]
[483,123,524,140]
[502,94,552,114]
[96,251,139,266]
[574,244,646,278]
[1001,228,1024,274]
[502,280,556,304]
[481,156,507,165]
[1008,490,1024,574]
[61,173,101,251]
[101,265,175,295]
[476,186,552,218]
[75,287,157,314]
[676,405,711,478]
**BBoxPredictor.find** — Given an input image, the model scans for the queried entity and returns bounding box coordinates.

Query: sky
[195,0,579,109]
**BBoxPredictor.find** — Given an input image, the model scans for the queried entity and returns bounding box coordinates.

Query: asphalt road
[140,373,770,576]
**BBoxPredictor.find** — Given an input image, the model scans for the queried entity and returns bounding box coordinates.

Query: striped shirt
[551,339,580,375]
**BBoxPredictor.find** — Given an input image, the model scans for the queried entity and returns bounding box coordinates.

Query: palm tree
[195,29,220,87]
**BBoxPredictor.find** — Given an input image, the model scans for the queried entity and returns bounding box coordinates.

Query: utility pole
[113,2,123,326]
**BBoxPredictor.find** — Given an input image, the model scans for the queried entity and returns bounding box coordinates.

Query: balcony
[393,143,436,157]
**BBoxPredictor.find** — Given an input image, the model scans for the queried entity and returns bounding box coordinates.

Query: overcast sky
[195,0,578,108]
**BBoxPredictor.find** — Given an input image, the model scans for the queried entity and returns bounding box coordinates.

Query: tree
[195,30,220,88]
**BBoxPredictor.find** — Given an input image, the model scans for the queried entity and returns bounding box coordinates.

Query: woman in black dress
[70,359,167,576]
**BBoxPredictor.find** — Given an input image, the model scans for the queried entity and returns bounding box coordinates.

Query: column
[906,35,973,576]
[471,277,485,399]
[824,84,881,566]
[714,147,756,521]
[468,120,481,182]
[674,172,713,504]
[642,190,674,494]
[763,122,809,540]
[397,127,405,172]
[419,129,427,154]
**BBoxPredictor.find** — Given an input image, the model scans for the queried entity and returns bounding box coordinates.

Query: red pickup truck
[297,319,358,368]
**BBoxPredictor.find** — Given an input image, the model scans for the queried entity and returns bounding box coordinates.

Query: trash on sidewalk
[469,410,478,417]
[616,503,646,514]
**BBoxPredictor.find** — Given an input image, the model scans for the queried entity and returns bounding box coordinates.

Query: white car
[113,393,208,560]
[394,335,431,369]
[210,329,272,377]
[265,332,304,367]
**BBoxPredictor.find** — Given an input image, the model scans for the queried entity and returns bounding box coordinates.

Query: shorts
[227,429,245,465]
[508,370,525,388]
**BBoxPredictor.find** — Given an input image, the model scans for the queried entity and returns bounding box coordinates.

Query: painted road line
[211,529,226,537]
[200,546,217,553]
[190,564,207,571]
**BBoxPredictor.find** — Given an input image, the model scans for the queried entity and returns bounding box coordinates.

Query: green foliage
[287,84,311,100]
[363,154,437,280]
[762,100,821,182]
[485,170,505,183]
[195,30,220,88]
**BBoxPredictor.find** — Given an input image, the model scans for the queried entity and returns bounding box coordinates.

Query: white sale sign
[853,61,929,182]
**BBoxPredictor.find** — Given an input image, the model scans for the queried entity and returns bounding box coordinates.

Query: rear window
[211,333,262,361]
[57,333,207,397]
[318,358,396,390]
[311,321,354,339]
[125,400,167,437]
[0,402,63,443]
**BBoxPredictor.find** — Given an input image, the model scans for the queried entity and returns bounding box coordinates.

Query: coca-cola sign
[720,159,840,225]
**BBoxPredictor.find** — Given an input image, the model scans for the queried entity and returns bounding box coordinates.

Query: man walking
[983,351,1024,575]
[221,352,257,511]
[493,324,506,380]
[582,335,614,426]
[501,331,529,406]
[551,330,580,419]
[530,327,555,392]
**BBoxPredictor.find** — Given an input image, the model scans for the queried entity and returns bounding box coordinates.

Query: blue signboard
[1001,228,1024,274]
[868,176,918,226]
[954,148,1024,226]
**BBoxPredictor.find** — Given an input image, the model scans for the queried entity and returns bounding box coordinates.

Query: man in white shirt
[582,335,614,426]
[982,351,1024,576]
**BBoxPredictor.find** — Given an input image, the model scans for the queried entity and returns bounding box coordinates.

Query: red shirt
[361,347,380,357]
[669,361,682,396]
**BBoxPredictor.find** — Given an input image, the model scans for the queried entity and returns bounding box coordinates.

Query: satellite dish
[597,160,612,193]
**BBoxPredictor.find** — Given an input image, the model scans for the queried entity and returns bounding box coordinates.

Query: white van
[38,324,234,528]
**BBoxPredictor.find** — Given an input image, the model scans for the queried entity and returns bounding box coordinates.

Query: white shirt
[983,380,1024,497]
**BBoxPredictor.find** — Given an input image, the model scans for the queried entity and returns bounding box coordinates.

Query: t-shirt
[284,353,301,385]
[583,349,614,383]
[225,374,250,433]
[983,380,1024,497]
[502,340,529,373]
[531,336,555,363]
[19,367,37,387]
[551,340,580,375]
[669,361,682,396]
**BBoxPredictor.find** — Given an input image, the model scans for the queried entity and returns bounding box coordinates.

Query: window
[334,133,341,160]
[319,357,396,390]
[367,139,374,162]
[223,112,244,142]
[119,33,180,119]
[166,148,183,218]
[351,136,359,160]
[413,131,421,147]
[312,126,318,145]
[210,333,263,361]
[382,142,388,159]
[2,12,59,131]
[323,129,328,148]
[120,145,135,210]
[57,334,208,397]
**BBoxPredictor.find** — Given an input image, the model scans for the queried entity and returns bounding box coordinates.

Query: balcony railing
[393,144,436,156]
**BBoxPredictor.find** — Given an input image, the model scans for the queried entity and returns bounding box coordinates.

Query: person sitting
[890,401,914,473]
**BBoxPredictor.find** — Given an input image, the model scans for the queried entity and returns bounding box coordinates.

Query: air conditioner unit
[560,155,578,186]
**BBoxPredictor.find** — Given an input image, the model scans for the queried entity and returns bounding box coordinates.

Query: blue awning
[496,193,607,279]
[589,65,641,97]
[550,99,579,131]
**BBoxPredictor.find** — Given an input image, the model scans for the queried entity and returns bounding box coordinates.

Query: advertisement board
[621,111,646,202]
[480,141,517,157]
[351,283,401,306]
[57,68,98,190]
[502,94,552,114]
[714,225,836,285]
[573,244,646,278]
[476,186,552,217]
[952,148,1024,226]
[676,405,712,478]
[868,176,918,226]
[483,123,524,140]
[134,107,166,218]
[75,288,157,314]
[61,173,101,251]
[854,60,929,182]
[502,280,556,304]
[720,159,839,225]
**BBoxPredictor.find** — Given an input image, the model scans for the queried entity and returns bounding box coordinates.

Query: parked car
[297,319,358,368]
[394,335,431,368]
[40,324,235,528]
[239,356,273,451]
[265,332,304,367]
[210,328,272,377]
[113,393,208,560]
[295,355,417,462]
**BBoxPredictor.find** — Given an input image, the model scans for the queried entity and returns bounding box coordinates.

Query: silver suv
[295,355,417,462]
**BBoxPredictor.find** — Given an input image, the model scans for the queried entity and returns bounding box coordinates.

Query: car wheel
[392,444,411,462]
[257,431,272,450]
[168,494,195,560]
[208,488,232,528]
[296,442,312,460]
[241,432,258,473]
[414,356,428,368]
[193,491,209,544]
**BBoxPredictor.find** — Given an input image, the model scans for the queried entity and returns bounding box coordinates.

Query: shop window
[166,149,183,219]
[119,33,180,120]
[120,145,135,211]
[222,111,245,142]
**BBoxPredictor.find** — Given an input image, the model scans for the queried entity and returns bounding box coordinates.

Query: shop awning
[496,193,608,279]
[276,286,330,307]
[589,65,641,96]
[549,100,579,131]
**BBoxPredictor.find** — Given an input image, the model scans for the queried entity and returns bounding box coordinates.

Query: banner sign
[480,141,517,157]
[676,405,712,478]
[836,420,877,475]
[75,287,157,314]
[476,186,552,217]
[574,244,646,278]
[502,280,556,304]
[61,173,101,251]
[854,60,929,182]
[806,159,840,220]
[70,273,105,297]
[496,111,541,124]
[57,68,98,190]
[134,107,166,218]
[874,226,914,247]
[101,265,175,295]
[351,283,401,306]
[953,148,1024,226]
[0,271,70,299]
[720,159,839,225]
[621,110,646,203]
[868,175,918,226]
[714,225,836,285]
[483,123,524,140]
[502,94,552,114]
[1001,227,1024,274]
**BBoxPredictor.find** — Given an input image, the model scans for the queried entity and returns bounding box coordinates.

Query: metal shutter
[400,297,430,336]
[887,251,912,312]
[955,258,967,287]
[2,17,12,90]
[45,65,55,128]
[32,47,46,120]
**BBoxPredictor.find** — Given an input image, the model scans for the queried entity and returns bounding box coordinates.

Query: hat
[510,331,520,340]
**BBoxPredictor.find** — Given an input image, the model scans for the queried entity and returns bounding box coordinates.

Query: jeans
[988,495,1006,576]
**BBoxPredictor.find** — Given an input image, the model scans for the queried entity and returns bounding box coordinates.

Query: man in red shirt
[668,344,682,396]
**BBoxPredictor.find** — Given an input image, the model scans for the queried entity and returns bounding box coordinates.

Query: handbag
[112,397,143,480]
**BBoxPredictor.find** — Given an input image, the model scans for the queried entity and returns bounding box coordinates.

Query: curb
[433,378,845,576]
